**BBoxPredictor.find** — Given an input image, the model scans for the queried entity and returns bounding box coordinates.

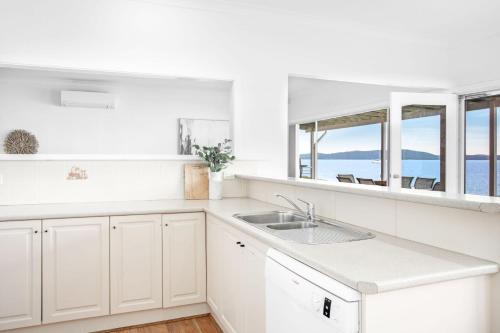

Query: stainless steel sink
[233,211,375,244]
[234,211,306,224]
[267,222,318,230]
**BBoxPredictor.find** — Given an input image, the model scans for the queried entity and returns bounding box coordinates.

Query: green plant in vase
[193,139,235,199]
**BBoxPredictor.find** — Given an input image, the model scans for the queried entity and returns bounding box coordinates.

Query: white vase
[209,171,223,200]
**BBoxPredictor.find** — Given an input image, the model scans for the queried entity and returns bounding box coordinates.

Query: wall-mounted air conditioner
[60,91,115,109]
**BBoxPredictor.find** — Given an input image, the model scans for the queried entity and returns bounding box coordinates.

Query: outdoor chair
[337,174,356,183]
[432,182,444,191]
[337,175,354,183]
[357,178,375,185]
[414,177,436,190]
[299,158,311,178]
[401,176,414,189]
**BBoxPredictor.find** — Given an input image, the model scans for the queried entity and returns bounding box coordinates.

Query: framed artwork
[178,118,231,155]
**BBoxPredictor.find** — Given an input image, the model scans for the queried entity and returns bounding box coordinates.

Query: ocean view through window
[289,76,499,197]
[401,105,446,191]
[297,108,453,189]
[465,95,500,197]
[299,110,388,185]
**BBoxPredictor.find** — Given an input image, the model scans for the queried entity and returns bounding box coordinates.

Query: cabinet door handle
[240,244,245,248]
[112,226,116,229]
[236,241,241,245]
[165,223,168,227]
[44,230,48,233]
[34,230,38,234]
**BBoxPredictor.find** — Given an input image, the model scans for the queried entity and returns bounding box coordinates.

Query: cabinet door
[207,216,224,314]
[241,243,266,333]
[110,215,162,314]
[42,217,109,324]
[220,228,243,333]
[206,215,268,333]
[162,213,206,308]
[0,221,41,331]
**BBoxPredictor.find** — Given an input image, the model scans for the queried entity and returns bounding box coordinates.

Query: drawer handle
[236,241,241,245]
[240,244,245,248]
[165,223,168,227]
[112,226,116,230]
[34,230,38,234]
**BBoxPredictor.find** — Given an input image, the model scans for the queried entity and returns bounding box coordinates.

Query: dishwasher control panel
[323,298,331,318]
[267,253,360,333]
[310,289,357,330]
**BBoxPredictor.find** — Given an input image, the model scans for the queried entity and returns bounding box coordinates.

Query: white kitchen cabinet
[220,228,243,333]
[42,217,109,324]
[110,214,162,314]
[207,214,267,333]
[162,213,206,308]
[240,242,266,333]
[207,216,224,314]
[0,221,41,331]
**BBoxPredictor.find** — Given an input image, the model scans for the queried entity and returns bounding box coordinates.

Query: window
[465,95,499,197]
[401,105,446,191]
[465,104,489,195]
[298,110,388,185]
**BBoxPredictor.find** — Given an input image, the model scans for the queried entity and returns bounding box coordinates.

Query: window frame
[464,94,499,197]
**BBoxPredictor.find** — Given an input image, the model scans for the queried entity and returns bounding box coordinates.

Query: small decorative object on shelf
[3,129,39,154]
[193,139,235,200]
[66,166,88,180]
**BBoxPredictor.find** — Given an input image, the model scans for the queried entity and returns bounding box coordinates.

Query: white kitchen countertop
[236,174,500,214]
[0,198,497,294]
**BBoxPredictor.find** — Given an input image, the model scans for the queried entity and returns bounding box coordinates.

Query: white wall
[0,0,453,177]
[0,71,231,154]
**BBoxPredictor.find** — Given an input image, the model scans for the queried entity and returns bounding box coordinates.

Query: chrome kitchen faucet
[274,193,315,221]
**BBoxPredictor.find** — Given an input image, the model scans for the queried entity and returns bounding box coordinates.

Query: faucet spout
[274,193,315,221]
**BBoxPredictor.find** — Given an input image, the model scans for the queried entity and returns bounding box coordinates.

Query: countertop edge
[0,207,206,222]
[372,265,499,294]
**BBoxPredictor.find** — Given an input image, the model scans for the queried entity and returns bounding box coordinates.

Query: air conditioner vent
[60,91,115,109]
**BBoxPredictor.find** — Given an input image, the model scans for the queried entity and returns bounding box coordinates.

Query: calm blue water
[301,159,498,196]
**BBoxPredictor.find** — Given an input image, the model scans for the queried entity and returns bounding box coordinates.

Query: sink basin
[233,211,375,244]
[267,222,318,230]
[233,211,306,224]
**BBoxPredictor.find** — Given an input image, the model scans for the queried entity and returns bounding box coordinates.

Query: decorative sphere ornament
[4,129,39,154]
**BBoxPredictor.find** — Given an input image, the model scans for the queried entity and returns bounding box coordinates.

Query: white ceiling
[206,0,500,46]
[0,67,232,90]
[288,76,424,100]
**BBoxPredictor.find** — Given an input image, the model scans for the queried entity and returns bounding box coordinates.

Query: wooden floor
[97,315,223,333]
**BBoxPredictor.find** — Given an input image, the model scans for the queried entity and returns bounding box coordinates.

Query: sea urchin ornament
[4,129,39,154]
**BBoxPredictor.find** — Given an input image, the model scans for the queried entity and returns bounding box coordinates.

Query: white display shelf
[0,154,202,161]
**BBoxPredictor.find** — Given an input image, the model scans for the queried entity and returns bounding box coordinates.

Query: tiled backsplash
[0,160,262,205]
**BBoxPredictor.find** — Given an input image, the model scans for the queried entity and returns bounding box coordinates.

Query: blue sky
[299,110,496,155]
[466,108,491,155]
[401,116,440,155]
[315,123,381,154]
[300,117,441,155]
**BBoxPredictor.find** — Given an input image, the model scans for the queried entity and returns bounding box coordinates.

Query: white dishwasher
[266,249,360,333]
